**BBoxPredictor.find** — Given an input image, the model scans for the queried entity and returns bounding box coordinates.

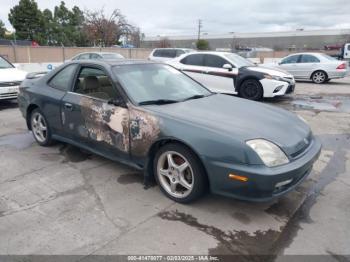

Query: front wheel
[30,108,53,146]
[154,143,208,203]
[239,79,263,101]
[311,71,327,84]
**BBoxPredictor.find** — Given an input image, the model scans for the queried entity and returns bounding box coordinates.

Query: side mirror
[223,64,233,71]
[108,97,126,107]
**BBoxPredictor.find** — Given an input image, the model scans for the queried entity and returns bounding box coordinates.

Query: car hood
[0,68,27,82]
[146,94,310,156]
[246,66,292,77]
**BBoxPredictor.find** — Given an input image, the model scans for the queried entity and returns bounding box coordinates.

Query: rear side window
[281,55,300,64]
[153,49,177,58]
[90,53,101,60]
[204,54,228,68]
[176,50,185,57]
[48,64,78,91]
[78,53,91,60]
[181,54,205,66]
[300,55,320,63]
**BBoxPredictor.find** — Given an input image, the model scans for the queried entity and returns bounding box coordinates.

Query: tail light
[336,63,347,70]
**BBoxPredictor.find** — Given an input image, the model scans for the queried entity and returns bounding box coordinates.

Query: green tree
[8,0,44,42]
[52,1,87,46]
[196,39,209,50]
[0,20,6,38]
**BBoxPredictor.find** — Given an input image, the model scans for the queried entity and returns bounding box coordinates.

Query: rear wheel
[30,108,53,146]
[154,143,208,203]
[311,71,328,84]
[239,79,263,101]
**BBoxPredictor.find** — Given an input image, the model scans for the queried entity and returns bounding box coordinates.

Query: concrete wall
[0,46,153,63]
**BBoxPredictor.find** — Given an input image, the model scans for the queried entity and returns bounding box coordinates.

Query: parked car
[0,56,27,101]
[148,48,195,62]
[70,52,125,61]
[18,60,321,203]
[272,53,348,84]
[168,51,295,101]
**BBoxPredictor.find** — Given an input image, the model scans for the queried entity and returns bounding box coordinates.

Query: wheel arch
[237,76,264,99]
[310,69,329,81]
[26,104,40,130]
[145,138,210,186]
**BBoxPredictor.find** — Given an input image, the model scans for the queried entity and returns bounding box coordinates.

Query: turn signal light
[229,174,248,182]
[336,63,346,70]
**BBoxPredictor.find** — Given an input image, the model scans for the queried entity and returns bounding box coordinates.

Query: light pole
[229,32,235,52]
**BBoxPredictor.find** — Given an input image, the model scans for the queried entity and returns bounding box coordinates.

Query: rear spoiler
[26,71,48,79]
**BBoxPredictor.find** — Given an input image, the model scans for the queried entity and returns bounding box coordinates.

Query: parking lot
[0,78,349,260]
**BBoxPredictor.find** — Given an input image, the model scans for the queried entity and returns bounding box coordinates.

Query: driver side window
[74,67,119,100]
[281,55,300,64]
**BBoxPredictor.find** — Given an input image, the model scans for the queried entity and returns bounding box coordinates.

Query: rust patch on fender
[80,97,129,152]
[129,106,160,156]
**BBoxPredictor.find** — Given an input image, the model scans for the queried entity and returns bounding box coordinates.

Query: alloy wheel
[31,112,48,143]
[312,71,326,84]
[156,151,194,199]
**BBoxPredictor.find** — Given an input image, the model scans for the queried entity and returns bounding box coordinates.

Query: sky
[1,0,350,37]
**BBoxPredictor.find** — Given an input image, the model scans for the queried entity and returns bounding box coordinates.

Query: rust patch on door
[129,107,160,156]
[80,97,129,152]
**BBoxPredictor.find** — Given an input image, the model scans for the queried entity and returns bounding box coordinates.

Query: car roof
[66,59,156,67]
[181,51,233,56]
[285,52,324,56]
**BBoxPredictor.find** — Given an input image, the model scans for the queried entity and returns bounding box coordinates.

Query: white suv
[168,51,295,101]
[0,56,27,101]
[149,48,195,62]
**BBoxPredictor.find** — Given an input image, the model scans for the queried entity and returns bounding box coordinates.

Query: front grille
[0,92,18,98]
[0,81,22,87]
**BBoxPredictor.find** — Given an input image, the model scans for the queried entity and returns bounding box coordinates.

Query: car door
[46,64,79,136]
[202,54,237,94]
[179,54,236,94]
[297,54,321,79]
[279,55,301,77]
[61,65,130,160]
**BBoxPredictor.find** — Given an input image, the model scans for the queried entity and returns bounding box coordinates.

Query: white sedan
[0,56,27,101]
[269,52,348,84]
[168,52,295,101]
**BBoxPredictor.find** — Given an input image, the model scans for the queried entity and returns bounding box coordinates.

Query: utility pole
[197,19,202,41]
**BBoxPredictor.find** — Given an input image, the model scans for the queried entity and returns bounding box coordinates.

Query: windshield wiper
[139,99,179,106]
[183,94,213,101]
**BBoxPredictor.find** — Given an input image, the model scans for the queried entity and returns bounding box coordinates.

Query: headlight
[264,74,283,81]
[246,139,289,167]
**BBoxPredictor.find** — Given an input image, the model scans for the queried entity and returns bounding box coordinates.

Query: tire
[153,143,208,203]
[239,79,263,101]
[311,71,328,84]
[30,108,53,146]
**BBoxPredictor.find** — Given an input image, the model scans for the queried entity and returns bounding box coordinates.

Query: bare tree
[83,8,132,47]
[157,38,171,48]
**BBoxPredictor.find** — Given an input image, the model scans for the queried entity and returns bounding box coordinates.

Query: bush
[196,39,209,50]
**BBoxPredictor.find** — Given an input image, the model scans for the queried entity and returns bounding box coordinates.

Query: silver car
[275,53,348,84]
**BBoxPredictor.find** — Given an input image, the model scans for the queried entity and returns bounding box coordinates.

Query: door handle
[64,103,73,111]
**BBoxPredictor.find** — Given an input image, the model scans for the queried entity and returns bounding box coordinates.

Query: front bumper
[260,79,295,97]
[0,86,19,100]
[204,137,322,202]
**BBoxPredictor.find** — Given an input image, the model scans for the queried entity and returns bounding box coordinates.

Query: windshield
[101,53,124,59]
[224,53,255,68]
[0,57,14,69]
[113,64,211,104]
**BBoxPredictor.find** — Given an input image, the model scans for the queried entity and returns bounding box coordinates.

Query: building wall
[142,30,350,51]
